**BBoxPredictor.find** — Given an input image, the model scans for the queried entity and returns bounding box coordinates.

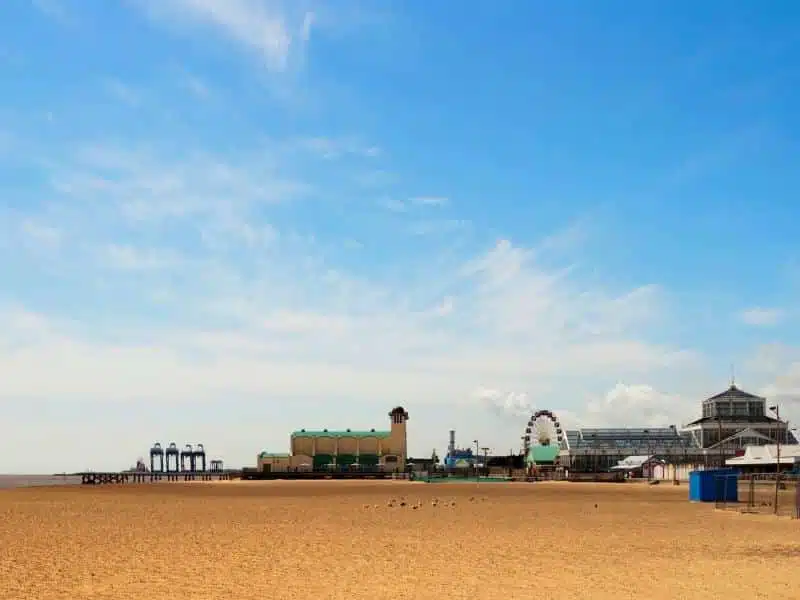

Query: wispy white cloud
[1,182,691,406]
[343,238,363,250]
[431,296,453,317]
[294,136,380,160]
[411,196,448,207]
[470,380,697,430]
[48,140,313,225]
[473,387,535,418]
[407,219,470,236]
[746,343,800,405]
[301,11,314,42]
[382,198,407,212]
[584,383,694,427]
[739,306,784,326]
[200,219,279,251]
[101,244,182,271]
[353,169,396,189]
[104,78,142,107]
[30,0,70,24]
[760,374,800,405]
[20,219,62,250]
[381,196,451,215]
[182,73,210,99]
[137,0,313,72]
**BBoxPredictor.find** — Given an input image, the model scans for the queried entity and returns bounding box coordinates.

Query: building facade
[257,406,409,472]
[681,384,793,450]
[561,383,797,472]
[561,426,697,471]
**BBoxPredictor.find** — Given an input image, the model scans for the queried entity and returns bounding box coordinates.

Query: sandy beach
[2,480,798,600]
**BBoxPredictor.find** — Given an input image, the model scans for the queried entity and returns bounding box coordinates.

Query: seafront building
[556,383,797,474]
[253,382,797,477]
[681,384,793,448]
[257,406,409,473]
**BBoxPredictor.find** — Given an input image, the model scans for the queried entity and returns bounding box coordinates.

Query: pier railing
[79,471,237,485]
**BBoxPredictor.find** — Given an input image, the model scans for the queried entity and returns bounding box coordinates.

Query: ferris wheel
[522,410,564,458]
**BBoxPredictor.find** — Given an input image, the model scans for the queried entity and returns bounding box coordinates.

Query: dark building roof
[684,415,781,427]
[705,384,764,402]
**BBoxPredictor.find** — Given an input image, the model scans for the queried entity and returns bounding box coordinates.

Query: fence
[715,473,800,518]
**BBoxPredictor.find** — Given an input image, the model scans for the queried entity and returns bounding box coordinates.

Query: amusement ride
[522,409,565,475]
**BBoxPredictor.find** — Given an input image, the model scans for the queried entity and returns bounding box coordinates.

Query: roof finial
[730,363,736,388]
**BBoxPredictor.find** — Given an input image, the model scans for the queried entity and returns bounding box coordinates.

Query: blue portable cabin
[688,469,738,502]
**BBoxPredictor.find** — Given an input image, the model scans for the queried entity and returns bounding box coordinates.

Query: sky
[1,0,800,473]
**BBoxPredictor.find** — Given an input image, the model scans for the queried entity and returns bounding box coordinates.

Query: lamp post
[770,404,781,515]
[770,405,781,475]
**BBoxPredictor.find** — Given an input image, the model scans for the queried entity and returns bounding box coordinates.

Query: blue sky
[1,0,799,472]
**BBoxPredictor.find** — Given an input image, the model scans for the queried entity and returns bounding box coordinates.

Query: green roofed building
[257,406,410,472]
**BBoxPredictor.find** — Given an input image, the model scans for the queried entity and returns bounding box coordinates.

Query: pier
[79,441,232,485]
[79,470,236,485]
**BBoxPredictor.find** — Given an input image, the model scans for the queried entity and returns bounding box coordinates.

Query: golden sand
[1,481,798,600]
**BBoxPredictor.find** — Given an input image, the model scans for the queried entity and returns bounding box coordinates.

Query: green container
[358,454,379,467]
[313,454,334,470]
[337,454,357,467]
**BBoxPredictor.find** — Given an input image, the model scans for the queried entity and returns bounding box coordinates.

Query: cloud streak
[137,0,317,72]
[739,307,784,326]
[2,170,689,406]
[31,0,70,24]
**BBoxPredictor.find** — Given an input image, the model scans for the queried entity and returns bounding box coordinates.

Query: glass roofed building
[560,382,798,472]
[561,425,698,471]
[680,384,796,451]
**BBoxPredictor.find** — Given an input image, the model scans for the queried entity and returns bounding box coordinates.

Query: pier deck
[78,471,236,485]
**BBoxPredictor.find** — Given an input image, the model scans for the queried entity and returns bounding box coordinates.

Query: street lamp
[770,405,781,475]
[770,404,781,516]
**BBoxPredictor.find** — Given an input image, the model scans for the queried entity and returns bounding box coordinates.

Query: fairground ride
[522,410,565,472]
